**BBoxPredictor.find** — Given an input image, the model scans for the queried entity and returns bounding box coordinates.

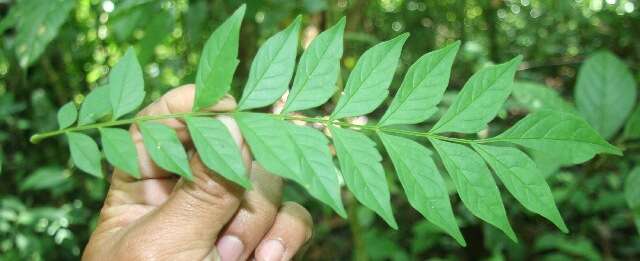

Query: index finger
[109,84,238,205]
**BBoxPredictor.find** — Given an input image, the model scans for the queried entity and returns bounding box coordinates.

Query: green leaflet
[472,144,568,232]
[193,5,245,111]
[185,116,250,189]
[235,113,346,215]
[430,139,517,242]
[109,47,145,119]
[99,128,141,178]
[623,106,640,140]
[78,85,112,125]
[57,102,77,129]
[238,16,302,110]
[286,123,347,217]
[235,112,302,182]
[512,81,577,113]
[491,110,621,164]
[20,166,67,191]
[67,132,103,178]
[282,17,345,114]
[575,51,637,140]
[330,33,409,119]
[625,167,640,234]
[431,56,522,134]
[330,126,397,229]
[12,0,74,68]
[379,133,465,245]
[379,41,460,126]
[138,122,192,180]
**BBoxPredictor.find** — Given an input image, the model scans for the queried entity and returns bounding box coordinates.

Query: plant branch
[30,111,486,145]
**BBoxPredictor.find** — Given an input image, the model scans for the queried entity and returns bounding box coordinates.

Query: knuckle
[183,158,242,208]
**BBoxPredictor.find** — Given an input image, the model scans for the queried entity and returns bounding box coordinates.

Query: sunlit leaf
[472,144,568,232]
[235,112,302,182]
[100,128,140,179]
[138,122,192,180]
[109,48,145,120]
[287,123,346,217]
[78,85,112,125]
[431,56,522,133]
[238,16,302,110]
[331,126,397,229]
[379,41,459,126]
[430,139,517,242]
[282,17,345,113]
[331,33,409,119]
[67,132,103,178]
[186,116,250,188]
[492,110,621,164]
[379,133,465,245]
[57,102,77,129]
[193,5,245,111]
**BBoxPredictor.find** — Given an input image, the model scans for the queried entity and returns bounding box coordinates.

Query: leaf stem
[30,111,483,145]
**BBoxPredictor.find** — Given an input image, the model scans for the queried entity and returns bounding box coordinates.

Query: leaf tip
[510,54,524,65]
[236,3,247,14]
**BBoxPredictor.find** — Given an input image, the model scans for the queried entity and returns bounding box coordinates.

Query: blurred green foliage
[1,0,639,260]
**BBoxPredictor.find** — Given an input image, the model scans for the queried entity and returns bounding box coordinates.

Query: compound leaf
[330,126,397,229]
[430,139,516,242]
[100,127,140,178]
[57,102,77,129]
[109,47,145,119]
[472,143,568,232]
[238,16,302,110]
[193,5,245,111]
[186,116,250,189]
[138,122,192,180]
[282,17,345,114]
[78,85,112,125]
[492,110,621,164]
[575,51,637,139]
[67,132,103,178]
[431,56,522,133]
[379,133,465,245]
[379,41,459,126]
[286,123,347,217]
[330,33,409,119]
[235,112,302,182]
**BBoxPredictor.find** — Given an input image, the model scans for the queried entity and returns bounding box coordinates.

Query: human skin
[82,84,313,261]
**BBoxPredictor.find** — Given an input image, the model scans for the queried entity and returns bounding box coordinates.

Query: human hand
[83,85,313,261]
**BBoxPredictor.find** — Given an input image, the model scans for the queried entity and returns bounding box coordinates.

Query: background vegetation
[1,0,639,260]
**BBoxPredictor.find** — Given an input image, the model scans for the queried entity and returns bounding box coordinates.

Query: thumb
[118,118,251,259]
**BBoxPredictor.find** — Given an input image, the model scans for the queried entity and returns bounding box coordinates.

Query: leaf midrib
[380,50,451,125]
[284,29,340,113]
[240,24,297,109]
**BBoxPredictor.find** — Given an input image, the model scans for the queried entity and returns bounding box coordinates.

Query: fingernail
[256,239,285,261]
[216,235,244,261]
